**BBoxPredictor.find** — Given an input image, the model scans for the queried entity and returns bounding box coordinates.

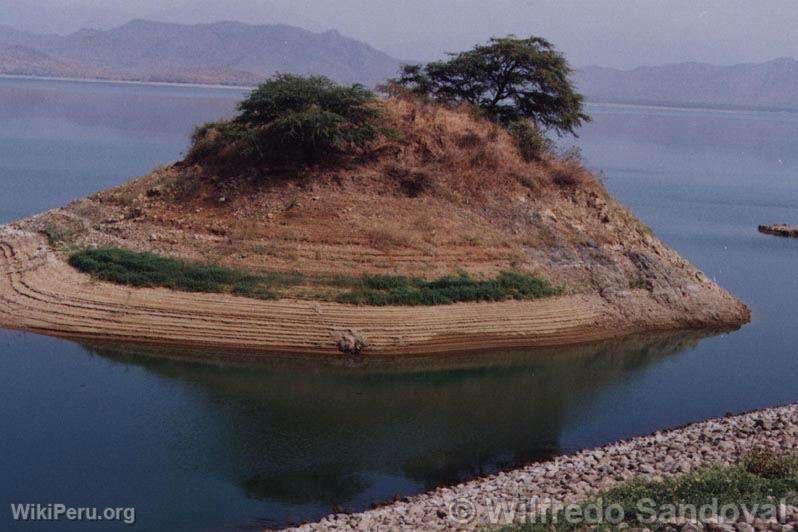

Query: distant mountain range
[2,19,797,111]
[577,58,798,110]
[0,19,402,87]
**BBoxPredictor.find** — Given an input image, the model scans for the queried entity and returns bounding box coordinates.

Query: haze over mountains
[0,19,402,86]
[1,18,797,111]
[577,58,798,110]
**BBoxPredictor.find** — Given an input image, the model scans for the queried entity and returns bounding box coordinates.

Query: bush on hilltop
[190,74,385,165]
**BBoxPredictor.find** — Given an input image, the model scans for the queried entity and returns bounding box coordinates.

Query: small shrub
[627,273,648,290]
[509,120,552,162]
[386,165,434,198]
[187,123,224,161]
[558,144,583,162]
[552,167,581,188]
[398,171,433,197]
[456,131,483,149]
[42,224,74,247]
[745,447,798,479]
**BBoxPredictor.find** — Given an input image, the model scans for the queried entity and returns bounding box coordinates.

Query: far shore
[587,98,798,115]
[0,73,255,91]
[4,73,798,115]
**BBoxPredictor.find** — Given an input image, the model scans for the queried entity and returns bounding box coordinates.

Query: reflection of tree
[242,469,367,506]
[78,330,713,523]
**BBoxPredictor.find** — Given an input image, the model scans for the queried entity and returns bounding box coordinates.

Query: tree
[211,74,383,164]
[395,36,590,136]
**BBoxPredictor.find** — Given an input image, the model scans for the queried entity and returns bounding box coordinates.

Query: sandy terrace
[0,225,747,357]
[0,226,623,355]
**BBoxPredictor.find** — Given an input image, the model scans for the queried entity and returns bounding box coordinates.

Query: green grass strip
[336,271,561,306]
[69,248,561,306]
[68,247,276,299]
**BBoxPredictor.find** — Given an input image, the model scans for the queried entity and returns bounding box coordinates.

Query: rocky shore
[287,404,798,531]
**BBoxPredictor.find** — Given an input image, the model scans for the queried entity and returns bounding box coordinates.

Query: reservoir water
[1,77,797,531]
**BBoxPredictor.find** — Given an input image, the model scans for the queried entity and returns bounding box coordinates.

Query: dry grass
[166,96,601,209]
[363,223,420,251]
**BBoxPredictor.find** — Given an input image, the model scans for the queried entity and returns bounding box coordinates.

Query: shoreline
[3,74,797,115]
[0,226,748,358]
[286,403,798,530]
[0,73,255,91]
[586,99,798,115]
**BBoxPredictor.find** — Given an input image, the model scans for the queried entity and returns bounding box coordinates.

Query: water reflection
[78,330,716,526]
[0,77,242,138]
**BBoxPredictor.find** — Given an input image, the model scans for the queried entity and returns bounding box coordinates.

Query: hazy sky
[1,0,797,68]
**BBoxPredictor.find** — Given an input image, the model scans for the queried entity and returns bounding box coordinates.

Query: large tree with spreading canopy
[395,35,589,136]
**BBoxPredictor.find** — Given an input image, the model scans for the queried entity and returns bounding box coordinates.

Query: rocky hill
[0,20,402,86]
[578,58,798,110]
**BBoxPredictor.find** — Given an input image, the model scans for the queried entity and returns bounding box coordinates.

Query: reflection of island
[242,469,368,507]
[79,330,714,526]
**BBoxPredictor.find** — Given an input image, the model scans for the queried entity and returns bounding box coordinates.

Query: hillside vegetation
[37,90,662,303]
[68,247,560,305]
[34,89,665,298]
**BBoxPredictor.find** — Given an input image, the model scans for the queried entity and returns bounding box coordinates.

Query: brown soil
[0,98,750,356]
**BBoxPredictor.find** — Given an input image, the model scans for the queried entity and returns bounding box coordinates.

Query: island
[0,38,750,359]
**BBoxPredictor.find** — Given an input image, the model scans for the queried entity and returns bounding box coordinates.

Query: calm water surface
[1,78,797,531]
